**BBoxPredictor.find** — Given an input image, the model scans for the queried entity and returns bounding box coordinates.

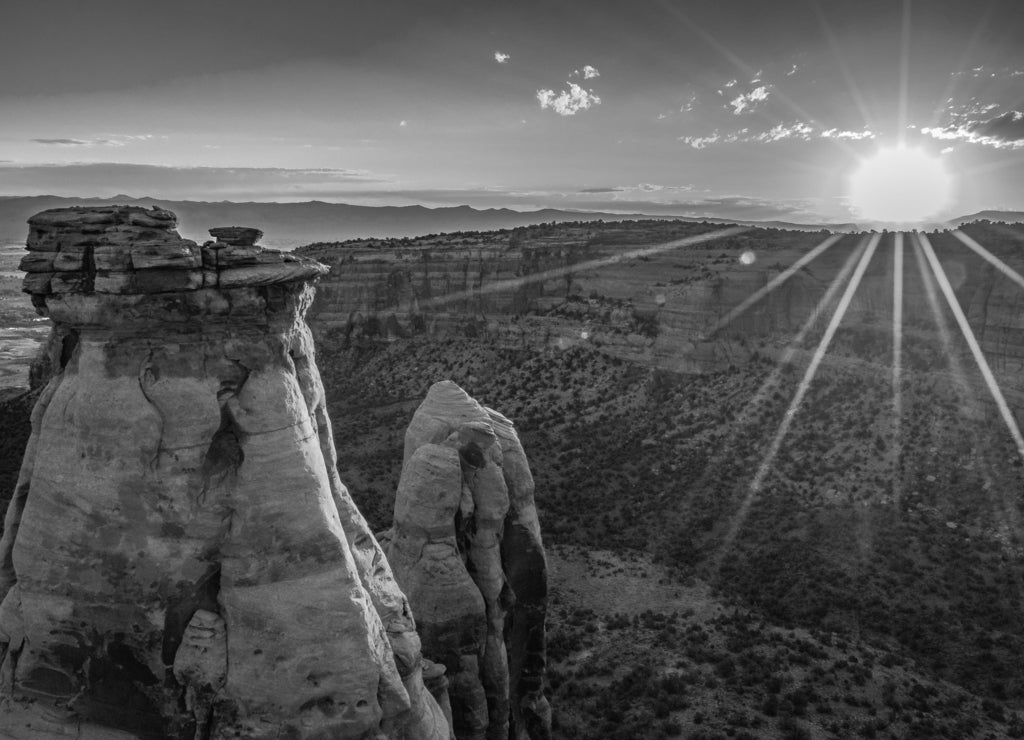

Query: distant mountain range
[946,210,1024,227]
[1,195,1019,248]
[0,195,856,248]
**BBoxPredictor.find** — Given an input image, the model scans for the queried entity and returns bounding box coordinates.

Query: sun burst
[848,146,954,223]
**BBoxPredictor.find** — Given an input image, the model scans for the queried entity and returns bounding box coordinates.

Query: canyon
[3,208,1024,738]
[298,220,1024,404]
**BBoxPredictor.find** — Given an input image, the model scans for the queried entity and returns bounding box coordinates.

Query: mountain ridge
[0,195,859,248]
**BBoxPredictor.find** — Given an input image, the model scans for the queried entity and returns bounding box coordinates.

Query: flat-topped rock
[20,207,326,299]
[208,226,263,247]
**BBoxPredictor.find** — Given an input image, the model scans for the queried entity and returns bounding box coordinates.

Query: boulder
[208,226,263,247]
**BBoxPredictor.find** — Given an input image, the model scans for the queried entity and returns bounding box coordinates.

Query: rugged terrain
[3,216,1024,737]
[302,218,1024,737]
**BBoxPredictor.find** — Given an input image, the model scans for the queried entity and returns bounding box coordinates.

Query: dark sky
[1,0,1022,221]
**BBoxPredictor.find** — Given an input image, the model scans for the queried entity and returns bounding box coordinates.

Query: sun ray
[702,236,868,462]
[916,233,1024,463]
[396,225,748,315]
[897,0,912,144]
[706,233,844,338]
[951,230,1024,292]
[891,232,904,503]
[713,234,880,568]
[809,0,877,132]
[911,237,999,499]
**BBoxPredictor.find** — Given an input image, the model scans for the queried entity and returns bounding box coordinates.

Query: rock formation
[385,381,550,740]
[0,206,450,739]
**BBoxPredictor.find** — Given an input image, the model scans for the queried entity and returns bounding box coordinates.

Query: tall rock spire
[387,381,551,740]
[0,206,450,739]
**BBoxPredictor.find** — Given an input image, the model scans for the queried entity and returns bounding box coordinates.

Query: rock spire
[0,206,450,739]
[386,381,551,740]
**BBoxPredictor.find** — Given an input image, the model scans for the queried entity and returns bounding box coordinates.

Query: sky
[1,0,1023,224]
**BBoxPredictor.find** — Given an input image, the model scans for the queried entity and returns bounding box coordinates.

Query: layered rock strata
[0,206,450,739]
[386,381,550,740]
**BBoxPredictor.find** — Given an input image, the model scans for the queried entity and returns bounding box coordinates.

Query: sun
[848,146,954,224]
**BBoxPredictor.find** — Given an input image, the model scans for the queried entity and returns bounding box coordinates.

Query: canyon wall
[0,207,450,739]
[299,223,1024,402]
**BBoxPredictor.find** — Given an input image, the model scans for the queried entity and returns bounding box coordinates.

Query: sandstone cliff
[297,224,867,374]
[0,207,450,739]
[385,381,550,740]
[299,222,1024,406]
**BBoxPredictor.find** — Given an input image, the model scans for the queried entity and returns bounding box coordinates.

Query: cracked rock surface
[0,206,450,739]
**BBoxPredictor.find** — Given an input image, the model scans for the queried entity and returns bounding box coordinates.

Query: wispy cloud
[32,137,120,147]
[569,65,600,80]
[32,138,94,146]
[729,85,770,115]
[679,133,722,149]
[680,122,874,148]
[922,110,1024,150]
[494,51,510,64]
[537,83,601,116]
[31,134,156,148]
[751,122,813,142]
[786,64,798,76]
[951,65,1024,79]
[819,127,875,141]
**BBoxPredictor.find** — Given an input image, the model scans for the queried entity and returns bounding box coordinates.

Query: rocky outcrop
[0,206,450,739]
[385,381,550,740]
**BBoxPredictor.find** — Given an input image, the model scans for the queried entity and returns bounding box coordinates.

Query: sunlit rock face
[386,380,551,740]
[0,206,450,739]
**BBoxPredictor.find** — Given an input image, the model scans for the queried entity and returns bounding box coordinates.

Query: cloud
[973,110,1024,140]
[494,51,510,64]
[32,138,123,147]
[723,79,738,88]
[752,122,813,142]
[681,122,874,148]
[399,120,408,127]
[679,133,721,149]
[536,83,601,116]
[32,138,92,146]
[582,65,600,79]
[922,110,1024,150]
[729,85,770,115]
[819,127,875,141]
[579,187,623,193]
[786,64,798,76]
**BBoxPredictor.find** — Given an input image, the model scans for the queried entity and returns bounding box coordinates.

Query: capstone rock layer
[0,206,450,739]
[386,381,551,740]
